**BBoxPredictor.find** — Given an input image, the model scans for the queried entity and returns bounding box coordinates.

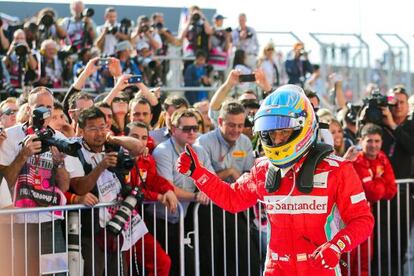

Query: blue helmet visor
[254,115,301,132]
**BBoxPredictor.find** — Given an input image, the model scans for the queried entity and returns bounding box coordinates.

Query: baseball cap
[213,14,226,20]
[136,41,150,51]
[115,41,132,52]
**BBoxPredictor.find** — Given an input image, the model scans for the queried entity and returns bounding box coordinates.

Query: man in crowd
[151,109,211,275]
[68,107,144,276]
[0,86,77,275]
[177,84,374,274]
[0,97,18,128]
[285,42,313,87]
[196,100,259,275]
[60,0,96,50]
[232,13,259,69]
[95,7,130,56]
[348,123,397,276]
[378,85,414,274]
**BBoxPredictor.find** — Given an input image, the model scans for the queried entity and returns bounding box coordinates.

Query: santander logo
[263,196,328,214]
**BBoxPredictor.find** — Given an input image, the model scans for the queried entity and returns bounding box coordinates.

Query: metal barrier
[0,178,413,275]
[0,201,186,276]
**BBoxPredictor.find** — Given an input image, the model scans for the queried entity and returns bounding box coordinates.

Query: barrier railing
[0,178,412,275]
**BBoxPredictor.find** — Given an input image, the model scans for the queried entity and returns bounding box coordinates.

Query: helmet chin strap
[263,142,333,195]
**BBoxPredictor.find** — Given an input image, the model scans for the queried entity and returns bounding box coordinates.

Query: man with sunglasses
[0,97,18,128]
[151,109,212,275]
[195,99,260,275]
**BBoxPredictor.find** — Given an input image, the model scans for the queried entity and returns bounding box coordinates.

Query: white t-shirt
[0,179,12,208]
[96,23,120,56]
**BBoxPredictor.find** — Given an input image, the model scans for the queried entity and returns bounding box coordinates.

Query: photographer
[36,8,67,46]
[360,86,414,274]
[209,14,231,74]
[69,106,144,275]
[95,7,129,56]
[60,0,96,50]
[284,42,313,87]
[0,86,77,276]
[3,29,38,88]
[34,39,65,88]
[232,13,259,69]
[180,6,213,60]
[131,15,162,54]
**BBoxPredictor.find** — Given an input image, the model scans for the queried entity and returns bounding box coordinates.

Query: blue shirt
[152,137,213,223]
[196,128,254,183]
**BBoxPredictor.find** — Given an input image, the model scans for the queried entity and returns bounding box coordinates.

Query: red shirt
[129,154,174,201]
[353,151,397,202]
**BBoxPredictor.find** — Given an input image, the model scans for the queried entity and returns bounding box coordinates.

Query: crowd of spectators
[0,1,414,275]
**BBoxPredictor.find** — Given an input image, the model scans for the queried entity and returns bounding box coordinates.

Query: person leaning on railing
[0,86,78,276]
[68,106,144,276]
[345,123,397,276]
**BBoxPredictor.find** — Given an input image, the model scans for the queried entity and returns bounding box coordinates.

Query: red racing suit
[341,151,396,276]
[190,154,374,275]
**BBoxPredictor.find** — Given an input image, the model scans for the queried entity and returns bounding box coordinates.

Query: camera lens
[40,14,54,27]
[14,43,28,57]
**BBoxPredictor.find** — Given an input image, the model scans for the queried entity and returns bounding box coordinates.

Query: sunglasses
[3,109,18,115]
[177,125,199,133]
[113,97,129,103]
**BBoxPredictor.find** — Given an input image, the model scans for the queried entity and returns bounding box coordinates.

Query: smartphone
[355,145,362,152]
[128,75,143,84]
[239,74,256,82]
[97,58,109,67]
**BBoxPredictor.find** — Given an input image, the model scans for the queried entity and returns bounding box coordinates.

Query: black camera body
[153,22,163,30]
[191,13,201,23]
[57,44,77,60]
[139,25,150,34]
[362,90,389,125]
[105,145,135,175]
[32,107,81,157]
[81,8,94,18]
[107,25,118,35]
[40,14,54,27]
[107,185,144,236]
[14,43,28,57]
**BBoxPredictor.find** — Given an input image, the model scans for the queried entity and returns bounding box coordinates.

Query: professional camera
[120,18,132,34]
[139,25,149,33]
[107,185,144,236]
[153,22,163,30]
[32,106,81,157]
[0,81,17,95]
[81,8,94,18]
[40,14,54,27]
[107,25,118,35]
[238,29,253,39]
[14,43,28,57]
[106,145,135,175]
[191,13,201,23]
[361,90,390,125]
[57,44,77,60]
